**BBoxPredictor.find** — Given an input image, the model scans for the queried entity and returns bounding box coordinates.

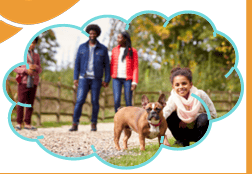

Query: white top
[163,89,217,120]
[117,47,126,78]
[86,44,96,78]
[116,47,137,85]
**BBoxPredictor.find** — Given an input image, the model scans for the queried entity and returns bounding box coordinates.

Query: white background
[0,0,246,173]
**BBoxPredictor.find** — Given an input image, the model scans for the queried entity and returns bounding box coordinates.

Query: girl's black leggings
[166,111,209,146]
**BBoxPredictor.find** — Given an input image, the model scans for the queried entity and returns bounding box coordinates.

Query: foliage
[127,14,240,92]
[8,29,59,78]
[41,63,74,86]
[36,29,59,69]
[106,19,127,51]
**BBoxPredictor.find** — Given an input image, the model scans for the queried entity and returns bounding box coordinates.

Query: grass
[11,116,114,128]
[106,139,197,167]
[11,107,116,128]
[217,112,228,118]
[106,113,227,167]
[37,121,72,128]
[107,143,160,166]
[35,118,115,128]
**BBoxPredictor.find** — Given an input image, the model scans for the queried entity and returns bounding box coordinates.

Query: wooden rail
[7,77,240,126]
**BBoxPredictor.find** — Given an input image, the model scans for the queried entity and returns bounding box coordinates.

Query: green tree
[36,29,59,69]
[9,29,59,78]
[127,14,239,92]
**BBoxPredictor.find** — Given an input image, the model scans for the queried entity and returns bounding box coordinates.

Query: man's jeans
[73,78,102,124]
[112,78,132,113]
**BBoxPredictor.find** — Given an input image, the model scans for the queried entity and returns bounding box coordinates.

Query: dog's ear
[158,94,166,107]
[141,95,149,109]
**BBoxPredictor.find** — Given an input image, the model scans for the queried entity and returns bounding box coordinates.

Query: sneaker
[24,126,37,131]
[15,125,21,130]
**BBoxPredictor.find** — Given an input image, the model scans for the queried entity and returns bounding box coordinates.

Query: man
[14,37,42,130]
[69,24,110,131]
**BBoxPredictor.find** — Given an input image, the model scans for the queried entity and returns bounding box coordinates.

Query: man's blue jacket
[74,40,111,83]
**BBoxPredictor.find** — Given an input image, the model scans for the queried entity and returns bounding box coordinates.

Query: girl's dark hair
[170,66,192,84]
[121,31,133,62]
[34,37,39,44]
[85,24,101,37]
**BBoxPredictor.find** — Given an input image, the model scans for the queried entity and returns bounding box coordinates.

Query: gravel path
[16,123,173,160]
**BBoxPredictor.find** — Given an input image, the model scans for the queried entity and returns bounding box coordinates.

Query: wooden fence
[7,77,240,126]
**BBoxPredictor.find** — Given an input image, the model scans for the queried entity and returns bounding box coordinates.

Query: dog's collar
[150,118,162,127]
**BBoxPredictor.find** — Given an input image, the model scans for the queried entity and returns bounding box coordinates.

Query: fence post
[102,90,105,120]
[89,92,92,121]
[73,85,77,117]
[228,90,232,110]
[37,81,41,126]
[132,89,136,106]
[159,90,163,95]
[57,82,61,123]
[207,89,211,98]
[6,77,14,101]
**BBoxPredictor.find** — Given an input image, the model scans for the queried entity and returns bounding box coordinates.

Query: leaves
[36,29,59,69]
[127,14,239,92]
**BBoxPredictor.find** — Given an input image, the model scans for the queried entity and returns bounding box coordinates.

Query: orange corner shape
[0,0,79,24]
[0,21,22,43]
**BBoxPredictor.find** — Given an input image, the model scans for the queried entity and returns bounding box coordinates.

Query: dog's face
[145,102,163,122]
[141,94,166,123]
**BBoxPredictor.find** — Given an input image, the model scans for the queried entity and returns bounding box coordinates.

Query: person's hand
[179,121,187,129]
[102,82,108,88]
[27,69,34,76]
[31,71,38,76]
[131,84,137,91]
[74,80,79,87]
[29,64,37,70]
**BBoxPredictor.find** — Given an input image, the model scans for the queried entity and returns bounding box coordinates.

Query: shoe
[173,140,182,146]
[182,141,190,147]
[173,140,190,146]
[24,126,37,131]
[174,140,189,147]
[91,122,97,131]
[69,123,78,131]
[15,125,21,130]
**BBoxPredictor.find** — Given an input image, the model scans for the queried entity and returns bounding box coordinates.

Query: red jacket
[110,45,138,83]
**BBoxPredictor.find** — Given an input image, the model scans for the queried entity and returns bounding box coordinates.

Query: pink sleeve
[13,65,27,74]
[132,48,138,84]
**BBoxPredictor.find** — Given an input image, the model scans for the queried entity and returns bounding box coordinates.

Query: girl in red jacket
[110,31,138,113]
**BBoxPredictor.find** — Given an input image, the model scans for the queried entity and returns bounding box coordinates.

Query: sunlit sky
[50,18,111,71]
[49,18,160,71]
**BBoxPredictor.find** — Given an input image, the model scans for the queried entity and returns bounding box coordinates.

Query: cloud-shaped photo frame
[2,10,244,169]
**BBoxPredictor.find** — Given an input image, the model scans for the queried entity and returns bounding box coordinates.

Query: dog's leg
[139,133,146,151]
[114,124,123,151]
[123,127,132,149]
[158,135,161,147]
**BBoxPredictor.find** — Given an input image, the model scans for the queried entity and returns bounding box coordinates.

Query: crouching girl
[163,67,217,147]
